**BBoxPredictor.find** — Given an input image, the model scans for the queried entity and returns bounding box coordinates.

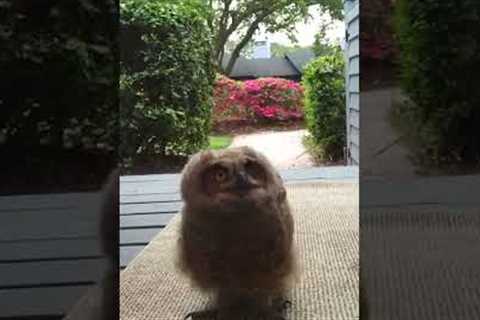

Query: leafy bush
[120,0,215,169]
[0,0,118,191]
[1,0,117,152]
[395,0,480,166]
[212,76,304,126]
[302,53,346,161]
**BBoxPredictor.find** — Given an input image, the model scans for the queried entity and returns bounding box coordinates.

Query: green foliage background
[0,0,118,190]
[120,0,215,170]
[0,0,117,153]
[395,0,480,167]
[302,52,346,161]
[312,22,342,57]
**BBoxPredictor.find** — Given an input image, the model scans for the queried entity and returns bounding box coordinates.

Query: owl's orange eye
[214,168,228,182]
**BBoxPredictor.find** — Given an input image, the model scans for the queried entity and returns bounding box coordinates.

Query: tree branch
[224,12,271,74]
[214,0,235,61]
[213,0,339,71]
[215,1,279,63]
[219,0,233,34]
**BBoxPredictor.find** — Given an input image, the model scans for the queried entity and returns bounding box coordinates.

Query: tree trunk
[223,13,269,75]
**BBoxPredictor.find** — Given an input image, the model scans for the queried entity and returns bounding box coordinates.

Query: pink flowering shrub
[243,77,304,121]
[212,75,252,123]
[212,75,304,125]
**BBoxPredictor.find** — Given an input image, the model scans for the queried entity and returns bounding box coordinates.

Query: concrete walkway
[361,87,416,178]
[229,129,314,169]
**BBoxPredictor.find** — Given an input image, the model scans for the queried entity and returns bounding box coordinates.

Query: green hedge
[120,0,215,169]
[0,0,117,190]
[395,0,480,166]
[1,0,117,153]
[302,53,346,162]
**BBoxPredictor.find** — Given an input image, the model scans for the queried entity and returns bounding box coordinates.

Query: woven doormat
[362,207,480,320]
[120,181,359,320]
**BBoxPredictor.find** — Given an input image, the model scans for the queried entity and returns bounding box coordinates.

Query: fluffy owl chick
[178,146,296,320]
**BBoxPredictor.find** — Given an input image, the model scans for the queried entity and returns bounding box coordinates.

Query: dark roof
[248,57,299,77]
[222,55,298,78]
[221,55,255,78]
[285,48,316,72]
[222,48,315,79]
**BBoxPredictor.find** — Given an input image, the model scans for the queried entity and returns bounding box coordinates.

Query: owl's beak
[235,172,252,191]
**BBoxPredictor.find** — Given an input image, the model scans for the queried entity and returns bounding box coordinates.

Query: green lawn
[208,135,233,150]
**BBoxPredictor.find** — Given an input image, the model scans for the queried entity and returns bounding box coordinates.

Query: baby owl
[178,146,296,320]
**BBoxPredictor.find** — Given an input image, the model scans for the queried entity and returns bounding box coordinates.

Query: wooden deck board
[120,213,177,229]
[0,258,107,288]
[120,193,182,203]
[120,228,165,245]
[0,238,101,262]
[280,166,358,181]
[0,285,91,318]
[120,202,182,215]
[0,193,101,211]
[120,185,179,196]
[120,246,145,269]
[0,192,110,319]
[0,211,98,241]
[120,173,180,182]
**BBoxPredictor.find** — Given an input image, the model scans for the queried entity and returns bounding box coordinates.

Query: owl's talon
[282,300,292,310]
[272,298,292,312]
[184,309,218,320]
